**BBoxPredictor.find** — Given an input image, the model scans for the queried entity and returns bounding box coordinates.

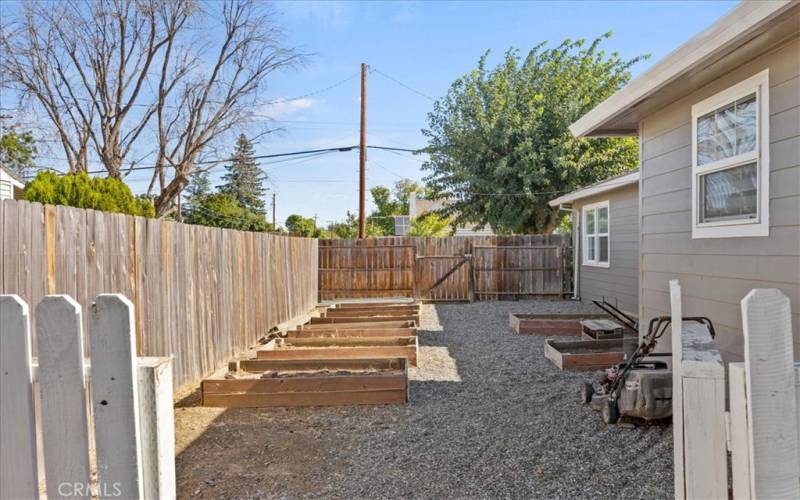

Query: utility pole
[358,62,367,239]
[271,193,276,229]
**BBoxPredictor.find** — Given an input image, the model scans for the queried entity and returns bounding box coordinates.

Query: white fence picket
[741,289,800,498]
[89,294,143,498]
[36,295,92,499]
[728,363,751,499]
[670,280,727,500]
[669,280,685,500]
[137,357,177,499]
[0,295,39,499]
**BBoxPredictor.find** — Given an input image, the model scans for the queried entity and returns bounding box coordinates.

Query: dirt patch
[175,300,673,499]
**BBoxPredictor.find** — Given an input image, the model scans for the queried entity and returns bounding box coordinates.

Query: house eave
[570,1,799,138]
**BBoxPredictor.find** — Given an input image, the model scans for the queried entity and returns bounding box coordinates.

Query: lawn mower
[580,313,715,424]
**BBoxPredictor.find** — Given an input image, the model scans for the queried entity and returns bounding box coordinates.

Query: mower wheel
[580,382,594,404]
[601,399,619,425]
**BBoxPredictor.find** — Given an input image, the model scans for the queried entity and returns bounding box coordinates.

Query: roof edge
[570,0,796,138]
[548,171,639,207]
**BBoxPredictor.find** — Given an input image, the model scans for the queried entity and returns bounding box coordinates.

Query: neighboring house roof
[0,165,25,187]
[548,170,639,207]
[570,1,799,137]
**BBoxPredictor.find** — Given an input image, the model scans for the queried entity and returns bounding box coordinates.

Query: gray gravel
[176,300,673,499]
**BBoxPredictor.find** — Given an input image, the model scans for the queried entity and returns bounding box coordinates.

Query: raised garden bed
[544,338,624,371]
[323,307,420,318]
[257,336,418,366]
[286,326,418,338]
[202,357,408,407]
[333,301,417,309]
[509,313,608,336]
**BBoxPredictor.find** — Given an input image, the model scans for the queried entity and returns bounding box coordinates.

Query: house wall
[573,183,640,315]
[639,36,800,361]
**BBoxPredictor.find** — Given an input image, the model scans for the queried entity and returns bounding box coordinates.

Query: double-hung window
[583,201,609,267]
[691,70,770,238]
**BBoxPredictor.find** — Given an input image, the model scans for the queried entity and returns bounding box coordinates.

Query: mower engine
[580,315,715,425]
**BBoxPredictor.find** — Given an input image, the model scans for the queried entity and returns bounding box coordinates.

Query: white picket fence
[671,281,800,499]
[0,294,175,499]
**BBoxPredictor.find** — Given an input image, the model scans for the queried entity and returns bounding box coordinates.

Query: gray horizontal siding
[574,183,639,314]
[639,36,800,361]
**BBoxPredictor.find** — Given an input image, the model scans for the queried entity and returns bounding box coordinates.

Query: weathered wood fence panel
[319,235,571,301]
[0,199,319,391]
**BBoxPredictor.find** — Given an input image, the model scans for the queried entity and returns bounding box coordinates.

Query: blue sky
[7,0,739,226]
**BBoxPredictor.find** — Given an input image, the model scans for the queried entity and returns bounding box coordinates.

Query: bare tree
[148,0,301,216]
[0,0,194,176]
[1,0,302,216]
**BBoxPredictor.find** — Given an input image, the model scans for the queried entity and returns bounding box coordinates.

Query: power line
[370,67,436,102]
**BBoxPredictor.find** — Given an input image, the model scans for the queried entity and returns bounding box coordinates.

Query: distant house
[549,170,639,314]
[570,1,800,361]
[0,166,25,201]
[397,192,495,237]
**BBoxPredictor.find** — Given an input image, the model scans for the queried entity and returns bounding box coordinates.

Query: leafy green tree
[408,213,453,237]
[186,170,211,199]
[285,214,318,237]
[187,193,274,232]
[24,171,155,217]
[327,212,382,239]
[422,35,645,234]
[0,128,38,178]
[219,134,267,215]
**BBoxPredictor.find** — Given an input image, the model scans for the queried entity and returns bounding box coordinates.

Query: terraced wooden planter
[310,315,420,325]
[202,358,408,408]
[256,336,418,366]
[286,326,418,338]
[509,313,608,336]
[300,320,416,330]
[544,338,625,371]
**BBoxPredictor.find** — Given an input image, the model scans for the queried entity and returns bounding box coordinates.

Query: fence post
[670,280,727,499]
[89,294,143,498]
[137,357,176,499]
[728,362,751,499]
[669,280,685,499]
[0,295,39,499]
[36,295,92,499]
[741,289,800,498]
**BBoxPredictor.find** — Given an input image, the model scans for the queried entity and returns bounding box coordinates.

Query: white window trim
[582,200,610,268]
[690,69,770,239]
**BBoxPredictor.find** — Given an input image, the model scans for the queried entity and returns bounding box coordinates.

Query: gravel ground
[175,301,673,499]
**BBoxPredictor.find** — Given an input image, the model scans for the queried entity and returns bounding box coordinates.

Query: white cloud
[258,98,315,119]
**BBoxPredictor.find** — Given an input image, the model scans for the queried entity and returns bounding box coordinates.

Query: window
[394,216,410,236]
[583,201,609,267]
[691,70,770,238]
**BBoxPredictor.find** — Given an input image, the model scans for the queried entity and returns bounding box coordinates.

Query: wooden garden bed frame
[286,327,417,338]
[257,336,419,366]
[299,320,416,330]
[544,338,624,371]
[309,315,419,325]
[202,357,408,408]
[509,313,608,336]
[322,307,419,318]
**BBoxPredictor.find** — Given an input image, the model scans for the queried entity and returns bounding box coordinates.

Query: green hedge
[24,171,155,217]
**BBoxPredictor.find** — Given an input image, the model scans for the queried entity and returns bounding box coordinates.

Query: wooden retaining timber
[202,358,408,408]
[299,320,416,330]
[286,327,418,338]
[333,302,418,309]
[322,307,419,318]
[235,357,405,373]
[509,313,608,336]
[257,337,419,367]
[309,315,419,325]
[544,338,624,371]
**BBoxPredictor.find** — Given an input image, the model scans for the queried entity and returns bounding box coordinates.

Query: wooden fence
[1,294,175,499]
[0,199,319,391]
[318,235,572,302]
[671,280,800,499]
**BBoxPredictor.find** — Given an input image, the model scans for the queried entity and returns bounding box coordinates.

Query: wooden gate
[415,254,473,302]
